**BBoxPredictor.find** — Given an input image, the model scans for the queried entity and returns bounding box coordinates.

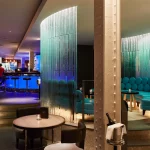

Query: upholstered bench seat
[134,91,150,102]
[84,99,94,115]
[138,91,150,97]
[75,98,94,115]
[141,98,150,115]
[75,90,94,115]
[122,77,150,115]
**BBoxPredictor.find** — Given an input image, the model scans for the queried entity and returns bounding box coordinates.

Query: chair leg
[143,110,146,115]
[16,138,19,149]
[52,128,54,143]
[30,139,34,148]
[40,137,43,146]
[27,139,33,149]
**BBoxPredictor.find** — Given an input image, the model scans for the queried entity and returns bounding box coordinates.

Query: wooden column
[29,51,34,70]
[94,0,121,149]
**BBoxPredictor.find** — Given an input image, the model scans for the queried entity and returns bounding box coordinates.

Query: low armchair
[15,107,47,148]
[74,90,94,115]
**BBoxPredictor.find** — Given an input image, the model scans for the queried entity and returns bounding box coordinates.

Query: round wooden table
[13,114,65,150]
[44,143,83,150]
[121,90,139,112]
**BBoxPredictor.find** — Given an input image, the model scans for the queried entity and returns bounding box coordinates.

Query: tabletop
[121,90,139,94]
[13,114,65,129]
[44,143,83,150]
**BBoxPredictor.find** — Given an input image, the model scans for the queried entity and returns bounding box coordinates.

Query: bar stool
[23,77,31,92]
[11,77,19,92]
[3,77,9,92]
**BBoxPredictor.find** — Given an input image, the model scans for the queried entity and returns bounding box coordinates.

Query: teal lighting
[122,33,150,77]
[40,6,77,116]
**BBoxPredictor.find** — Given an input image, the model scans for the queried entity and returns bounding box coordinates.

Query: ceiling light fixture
[9,31,11,33]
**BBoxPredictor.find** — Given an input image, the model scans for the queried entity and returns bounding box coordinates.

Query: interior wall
[77,45,94,88]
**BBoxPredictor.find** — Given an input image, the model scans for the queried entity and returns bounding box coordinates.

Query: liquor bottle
[106,113,115,126]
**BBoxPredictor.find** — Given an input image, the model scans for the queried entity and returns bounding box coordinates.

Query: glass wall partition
[40,7,77,122]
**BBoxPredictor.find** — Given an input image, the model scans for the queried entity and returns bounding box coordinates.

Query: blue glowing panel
[34,55,40,71]
[5,75,39,89]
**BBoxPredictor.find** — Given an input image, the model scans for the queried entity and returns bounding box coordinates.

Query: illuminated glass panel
[122,33,150,77]
[40,7,77,121]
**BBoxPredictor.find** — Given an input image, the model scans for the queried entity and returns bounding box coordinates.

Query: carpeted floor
[0,126,94,150]
[128,119,150,130]
[0,126,46,150]
[0,92,39,104]
[128,109,150,130]
[0,126,16,150]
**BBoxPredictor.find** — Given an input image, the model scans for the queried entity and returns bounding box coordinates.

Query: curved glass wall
[122,33,150,77]
[40,7,77,122]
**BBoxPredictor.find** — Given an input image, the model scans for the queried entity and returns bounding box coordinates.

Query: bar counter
[4,71,40,75]
[4,72,40,90]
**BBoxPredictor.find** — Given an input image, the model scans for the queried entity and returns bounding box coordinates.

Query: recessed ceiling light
[9,31,11,33]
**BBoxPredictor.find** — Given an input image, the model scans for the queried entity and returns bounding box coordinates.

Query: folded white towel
[106,123,127,140]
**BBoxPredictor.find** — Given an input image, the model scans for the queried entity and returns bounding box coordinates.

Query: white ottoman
[44,143,83,150]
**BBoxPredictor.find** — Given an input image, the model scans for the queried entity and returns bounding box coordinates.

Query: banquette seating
[49,80,94,115]
[121,77,150,115]
[74,90,94,115]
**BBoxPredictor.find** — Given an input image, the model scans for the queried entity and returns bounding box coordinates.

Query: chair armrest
[14,127,24,133]
[61,129,81,143]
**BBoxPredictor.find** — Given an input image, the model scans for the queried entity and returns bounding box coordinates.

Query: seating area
[74,90,94,115]
[15,107,49,149]
[48,80,94,116]
[121,77,150,115]
[13,106,86,150]
[44,120,86,150]
[1,74,40,92]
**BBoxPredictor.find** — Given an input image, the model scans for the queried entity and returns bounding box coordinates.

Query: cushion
[125,83,131,90]
[141,99,150,109]
[138,91,150,97]
[148,78,150,85]
[142,77,148,85]
[136,77,142,84]
[123,77,129,84]
[144,84,150,92]
[131,84,137,90]
[129,77,136,84]
[121,83,125,90]
[138,84,143,91]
